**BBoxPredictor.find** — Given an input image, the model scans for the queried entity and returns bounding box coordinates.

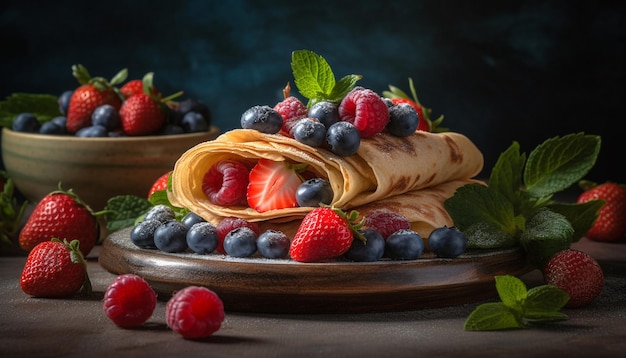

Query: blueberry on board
[296,178,333,207]
[428,226,468,258]
[308,101,339,128]
[292,118,326,147]
[75,125,108,137]
[344,229,385,262]
[240,105,283,134]
[130,219,163,249]
[12,113,40,133]
[326,121,361,156]
[385,229,424,260]
[154,220,189,253]
[181,211,207,230]
[58,90,73,115]
[223,227,257,258]
[186,222,219,254]
[144,205,176,223]
[181,111,209,133]
[387,103,419,137]
[256,230,290,259]
[91,104,121,131]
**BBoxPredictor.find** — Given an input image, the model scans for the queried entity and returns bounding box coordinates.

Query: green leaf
[525,284,570,317]
[149,190,189,221]
[291,50,336,100]
[464,221,518,249]
[520,208,574,269]
[0,93,60,127]
[326,74,363,103]
[548,200,604,242]
[464,302,524,331]
[495,275,527,310]
[488,141,526,205]
[524,133,601,198]
[104,195,154,231]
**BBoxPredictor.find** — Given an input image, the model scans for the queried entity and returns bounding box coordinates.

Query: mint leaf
[465,275,569,331]
[548,200,604,242]
[0,93,60,127]
[104,195,153,231]
[520,208,573,268]
[291,50,361,105]
[464,221,518,249]
[524,133,601,198]
[488,141,526,205]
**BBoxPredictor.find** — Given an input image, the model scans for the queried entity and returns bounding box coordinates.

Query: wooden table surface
[1,237,625,358]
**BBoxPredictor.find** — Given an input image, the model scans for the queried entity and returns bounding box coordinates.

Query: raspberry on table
[103,274,157,328]
[166,286,225,339]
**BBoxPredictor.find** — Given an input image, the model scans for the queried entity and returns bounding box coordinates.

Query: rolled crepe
[169,129,483,225]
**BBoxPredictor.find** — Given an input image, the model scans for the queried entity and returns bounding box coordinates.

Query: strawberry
[119,72,182,136]
[20,238,92,298]
[543,249,604,308]
[289,207,363,262]
[382,77,447,133]
[274,82,307,137]
[66,64,127,133]
[247,159,304,213]
[120,79,161,99]
[19,186,101,257]
[577,180,626,242]
[148,171,171,199]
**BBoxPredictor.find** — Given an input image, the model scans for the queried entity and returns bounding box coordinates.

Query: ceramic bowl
[1,126,220,210]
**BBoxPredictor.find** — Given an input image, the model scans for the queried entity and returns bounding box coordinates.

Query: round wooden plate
[99,228,533,314]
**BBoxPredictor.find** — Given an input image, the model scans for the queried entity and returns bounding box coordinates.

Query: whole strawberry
[148,171,171,199]
[66,64,127,133]
[543,249,603,308]
[119,72,181,135]
[20,238,91,298]
[19,186,100,257]
[289,207,363,262]
[120,79,161,99]
[577,180,626,242]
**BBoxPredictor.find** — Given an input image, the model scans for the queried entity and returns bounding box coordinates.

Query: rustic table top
[1,236,625,358]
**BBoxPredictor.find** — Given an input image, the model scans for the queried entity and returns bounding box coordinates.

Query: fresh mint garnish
[104,195,154,231]
[464,275,569,331]
[0,93,60,128]
[445,133,603,268]
[291,49,362,106]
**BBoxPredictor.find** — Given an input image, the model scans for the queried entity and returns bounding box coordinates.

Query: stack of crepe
[169,129,484,239]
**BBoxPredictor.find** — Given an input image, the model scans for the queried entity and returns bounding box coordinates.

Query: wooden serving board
[99,228,533,314]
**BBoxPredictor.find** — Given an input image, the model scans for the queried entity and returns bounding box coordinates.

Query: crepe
[169,129,483,229]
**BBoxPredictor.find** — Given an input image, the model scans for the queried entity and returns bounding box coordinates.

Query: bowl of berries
[0,65,220,210]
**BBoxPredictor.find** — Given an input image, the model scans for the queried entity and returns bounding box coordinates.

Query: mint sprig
[464,275,569,331]
[445,133,603,269]
[0,93,60,128]
[291,50,362,106]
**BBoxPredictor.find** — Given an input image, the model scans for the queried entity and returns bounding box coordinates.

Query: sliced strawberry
[247,159,303,213]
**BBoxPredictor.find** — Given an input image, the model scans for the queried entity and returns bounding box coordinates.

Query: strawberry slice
[247,159,303,213]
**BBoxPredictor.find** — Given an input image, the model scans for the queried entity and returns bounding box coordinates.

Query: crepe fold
[169,129,483,232]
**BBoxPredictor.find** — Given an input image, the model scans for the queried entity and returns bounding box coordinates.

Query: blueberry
[76,125,108,137]
[344,229,385,262]
[177,98,211,125]
[240,105,283,134]
[181,211,206,230]
[51,115,67,128]
[39,118,66,135]
[387,103,419,137]
[256,230,290,259]
[91,104,120,131]
[308,101,339,128]
[130,219,162,249]
[381,97,394,107]
[296,178,333,207]
[223,227,257,258]
[385,229,424,260]
[12,113,40,133]
[144,204,176,223]
[154,220,189,253]
[159,124,186,135]
[186,222,219,254]
[428,226,468,258]
[58,90,73,115]
[181,111,209,133]
[326,121,361,156]
[292,118,326,147]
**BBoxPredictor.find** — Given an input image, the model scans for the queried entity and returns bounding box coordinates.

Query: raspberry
[215,217,260,254]
[166,286,225,339]
[202,160,249,206]
[363,209,411,239]
[338,88,389,137]
[543,249,604,308]
[274,83,307,137]
[103,274,157,328]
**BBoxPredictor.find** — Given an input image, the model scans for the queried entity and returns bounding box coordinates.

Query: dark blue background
[1,0,624,185]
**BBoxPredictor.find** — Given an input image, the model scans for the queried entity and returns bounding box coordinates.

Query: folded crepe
[169,129,484,234]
